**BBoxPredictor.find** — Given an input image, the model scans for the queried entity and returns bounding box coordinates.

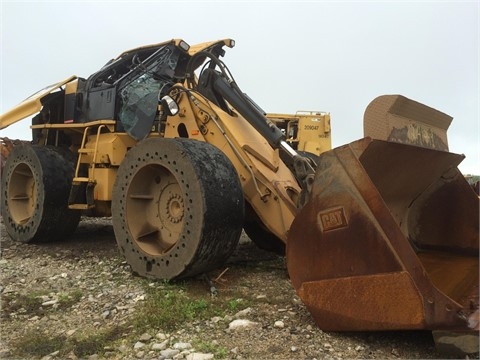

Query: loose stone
[274,320,285,328]
[152,341,169,351]
[174,342,192,350]
[160,349,180,358]
[228,319,259,330]
[186,353,214,360]
[133,341,145,349]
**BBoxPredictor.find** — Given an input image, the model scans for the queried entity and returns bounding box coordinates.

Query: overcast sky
[1,1,478,174]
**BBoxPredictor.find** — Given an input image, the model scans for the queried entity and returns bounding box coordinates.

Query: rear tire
[244,202,286,255]
[111,138,244,280]
[1,144,80,243]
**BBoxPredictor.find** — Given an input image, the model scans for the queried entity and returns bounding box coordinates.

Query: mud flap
[287,137,479,336]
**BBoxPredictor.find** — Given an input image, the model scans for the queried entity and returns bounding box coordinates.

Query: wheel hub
[165,193,184,223]
[9,163,36,224]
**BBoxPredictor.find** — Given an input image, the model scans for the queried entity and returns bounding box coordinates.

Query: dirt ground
[1,217,478,359]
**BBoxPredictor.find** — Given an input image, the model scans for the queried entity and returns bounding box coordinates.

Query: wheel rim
[7,163,36,225]
[126,163,185,256]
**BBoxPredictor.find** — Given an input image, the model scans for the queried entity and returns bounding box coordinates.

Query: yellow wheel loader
[0,39,478,354]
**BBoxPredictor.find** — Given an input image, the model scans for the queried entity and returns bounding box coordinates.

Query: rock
[228,319,259,330]
[133,341,145,349]
[274,320,285,328]
[186,353,214,360]
[234,307,252,318]
[210,316,223,323]
[433,330,480,356]
[42,300,58,307]
[156,332,168,340]
[160,349,180,358]
[118,345,129,353]
[66,350,78,359]
[133,294,145,302]
[152,340,169,350]
[173,342,192,350]
[139,332,152,341]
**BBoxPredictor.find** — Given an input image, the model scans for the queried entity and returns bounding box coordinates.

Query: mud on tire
[112,138,244,280]
[1,144,81,243]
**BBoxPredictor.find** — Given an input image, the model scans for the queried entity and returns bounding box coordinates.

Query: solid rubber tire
[111,138,244,280]
[1,144,81,243]
[243,202,286,255]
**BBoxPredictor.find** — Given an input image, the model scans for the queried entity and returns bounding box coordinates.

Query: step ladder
[68,125,107,210]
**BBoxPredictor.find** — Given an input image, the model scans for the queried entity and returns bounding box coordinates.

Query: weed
[2,290,48,315]
[185,298,208,317]
[70,326,126,357]
[227,298,242,311]
[194,340,228,359]
[12,332,67,358]
[134,282,220,331]
[133,280,252,334]
[57,290,83,308]
[11,326,127,358]
[2,289,84,318]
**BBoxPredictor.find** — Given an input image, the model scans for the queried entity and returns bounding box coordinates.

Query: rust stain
[388,124,448,151]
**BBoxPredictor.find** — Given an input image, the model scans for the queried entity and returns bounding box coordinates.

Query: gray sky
[1,1,478,174]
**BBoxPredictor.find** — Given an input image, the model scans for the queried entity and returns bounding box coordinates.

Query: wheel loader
[0,38,478,354]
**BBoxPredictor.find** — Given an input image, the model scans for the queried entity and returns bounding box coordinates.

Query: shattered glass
[118,74,161,139]
[118,48,179,140]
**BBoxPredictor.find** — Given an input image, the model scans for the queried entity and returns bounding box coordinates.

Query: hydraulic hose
[210,70,285,148]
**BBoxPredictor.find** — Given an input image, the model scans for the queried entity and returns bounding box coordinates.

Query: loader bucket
[286,95,479,352]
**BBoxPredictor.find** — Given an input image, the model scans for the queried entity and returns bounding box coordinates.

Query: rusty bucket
[286,95,479,353]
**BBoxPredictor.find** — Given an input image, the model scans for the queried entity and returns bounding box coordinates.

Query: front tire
[112,138,244,280]
[1,144,80,243]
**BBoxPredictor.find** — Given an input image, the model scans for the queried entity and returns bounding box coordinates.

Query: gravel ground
[0,217,478,360]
